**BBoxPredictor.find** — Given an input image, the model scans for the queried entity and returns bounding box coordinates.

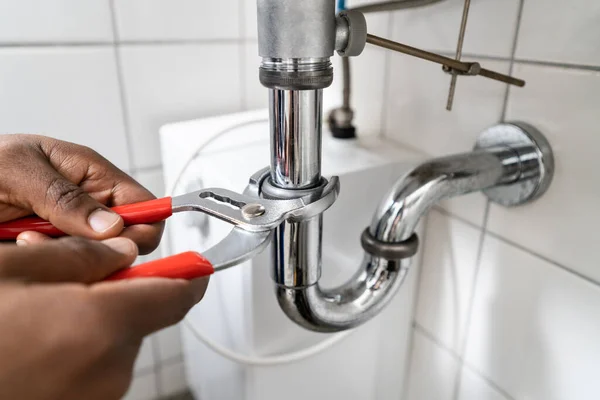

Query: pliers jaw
[181,167,340,271]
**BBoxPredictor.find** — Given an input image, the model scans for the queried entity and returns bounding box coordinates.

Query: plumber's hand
[0,134,162,254]
[0,236,208,400]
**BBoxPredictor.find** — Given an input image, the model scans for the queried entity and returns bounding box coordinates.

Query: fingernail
[102,238,137,256]
[89,209,121,233]
[16,240,28,247]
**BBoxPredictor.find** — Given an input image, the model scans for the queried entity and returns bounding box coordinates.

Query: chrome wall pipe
[267,116,553,332]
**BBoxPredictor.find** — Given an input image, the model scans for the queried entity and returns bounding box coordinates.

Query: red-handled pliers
[0,169,339,282]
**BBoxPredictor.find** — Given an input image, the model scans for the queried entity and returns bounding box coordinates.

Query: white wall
[381,1,600,400]
[1,0,597,399]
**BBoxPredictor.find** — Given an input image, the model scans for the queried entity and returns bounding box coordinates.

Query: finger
[119,223,164,256]
[0,137,125,239]
[46,141,164,253]
[0,237,138,283]
[16,231,52,246]
[35,170,125,239]
[90,277,209,338]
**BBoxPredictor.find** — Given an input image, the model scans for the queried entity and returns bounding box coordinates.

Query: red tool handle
[105,251,214,281]
[0,197,173,240]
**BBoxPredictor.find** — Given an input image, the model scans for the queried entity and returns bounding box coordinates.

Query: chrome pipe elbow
[276,256,410,333]
[273,123,554,333]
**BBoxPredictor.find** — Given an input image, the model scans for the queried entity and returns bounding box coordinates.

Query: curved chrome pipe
[273,134,549,332]
[276,255,410,332]
[369,147,521,243]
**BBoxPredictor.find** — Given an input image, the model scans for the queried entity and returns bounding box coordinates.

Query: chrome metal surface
[475,122,554,207]
[272,215,323,287]
[261,58,332,73]
[259,60,333,90]
[335,14,350,53]
[257,0,337,59]
[204,228,272,271]
[341,57,351,109]
[270,89,323,189]
[369,147,521,242]
[171,177,339,233]
[275,257,411,332]
[272,123,553,332]
[335,10,367,57]
[241,204,266,219]
[267,81,326,288]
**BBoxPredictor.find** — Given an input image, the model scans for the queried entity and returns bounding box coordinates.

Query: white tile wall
[415,211,482,353]
[404,331,459,400]
[384,56,509,156]
[384,54,507,225]
[456,367,509,400]
[158,362,188,398]
[465,236,600,400]
[516,0,600,66]
[488,63,600,284]
[390,0,521,57]
[113,0,241,41]
[325,45,390,137]
[0,0,113,43]
[119,43,243,170]
[243,42,267,111]
[123,372,158,400]
[388,2,600,400]
[406,330,511,400]
[0,47,130,171]
[134,338,156,375]
[155,325,183,362]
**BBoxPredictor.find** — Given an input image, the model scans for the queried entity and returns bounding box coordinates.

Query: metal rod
[479,68,524,86]
[366,34,526,87]
[351,0,445,13]
[454,0,471,61]
[367,34,468,71]
[342,57,351,108]
[338,0,449,128]
[447,0,472,110]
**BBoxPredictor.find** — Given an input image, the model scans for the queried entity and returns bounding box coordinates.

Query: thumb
[31,170,125,239]
[0,237,138,284]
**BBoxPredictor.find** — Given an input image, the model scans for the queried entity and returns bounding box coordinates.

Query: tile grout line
[378,12,395,140]
[500,0,525,122]
[107,2,160,395]
[239,0,248,111]
[1,41,598,72]
[450,200,492,400]
[108,0,136,176]
[485,230,600,288]
[432,205,482,231]
[133,365,157,379]
[0,38,250,48]
[414,322,516,400]
[512,57,600,72]
[433,206,600,289]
